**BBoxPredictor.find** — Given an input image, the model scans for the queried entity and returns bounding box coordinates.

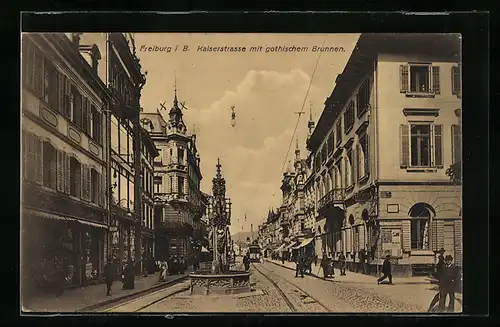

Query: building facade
[79,32,148,273]
[21,33,110,294]
[140,91,205,262]
[307,33,462,276]
[139,123,159,264]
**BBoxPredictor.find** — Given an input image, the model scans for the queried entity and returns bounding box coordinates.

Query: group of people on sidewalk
[427,248,461,312]
[157,255,195,282]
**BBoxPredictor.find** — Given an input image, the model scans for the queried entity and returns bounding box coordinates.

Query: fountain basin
[189,271,252,295]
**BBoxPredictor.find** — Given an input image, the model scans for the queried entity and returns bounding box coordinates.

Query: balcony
[318,188,345,213]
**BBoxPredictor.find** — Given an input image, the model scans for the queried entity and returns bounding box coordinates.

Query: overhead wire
[279,38,326,177]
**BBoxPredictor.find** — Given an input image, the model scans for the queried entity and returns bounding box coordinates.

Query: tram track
[251,262,331,312]
[95,276,190,312]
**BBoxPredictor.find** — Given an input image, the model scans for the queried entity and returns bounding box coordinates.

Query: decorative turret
[168,88,185,131]
[307,102,315,141]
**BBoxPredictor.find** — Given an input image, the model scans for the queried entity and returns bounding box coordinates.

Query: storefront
[22,209,107,295]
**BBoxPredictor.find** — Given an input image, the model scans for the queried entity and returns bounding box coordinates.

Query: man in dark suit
[104,257,115,296]
[377,254,393,285]
[438,255,459,312]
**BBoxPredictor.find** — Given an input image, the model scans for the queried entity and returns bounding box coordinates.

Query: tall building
[138,120,159,263]
[79,32,148,272]
[140,89,205,262]
[21,33,110,294]
[307,33,462,276]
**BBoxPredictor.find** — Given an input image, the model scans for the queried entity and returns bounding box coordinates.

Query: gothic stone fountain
[189,159,251,296]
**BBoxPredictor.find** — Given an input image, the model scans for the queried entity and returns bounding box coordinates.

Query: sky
[134,33,360,235]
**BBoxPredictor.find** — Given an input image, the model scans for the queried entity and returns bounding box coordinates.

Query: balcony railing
[318,188,345,212]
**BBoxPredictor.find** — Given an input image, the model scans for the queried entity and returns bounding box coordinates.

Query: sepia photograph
[20,32,463,314]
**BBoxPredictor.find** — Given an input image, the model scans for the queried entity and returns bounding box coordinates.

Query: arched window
[42,141,57,189]
[409,203,436,250]
[69,157,81,197]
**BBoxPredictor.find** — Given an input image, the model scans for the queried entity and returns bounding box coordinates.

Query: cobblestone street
[100,260,461,313]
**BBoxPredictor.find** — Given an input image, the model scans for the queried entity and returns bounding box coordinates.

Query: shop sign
[109,226,118,232]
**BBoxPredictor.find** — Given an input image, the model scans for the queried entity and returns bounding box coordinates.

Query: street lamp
[230,106,236,127]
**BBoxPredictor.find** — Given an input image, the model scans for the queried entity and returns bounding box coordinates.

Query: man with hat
[438,254,459,312]
[435,248,446,280]
[377,254,393,285]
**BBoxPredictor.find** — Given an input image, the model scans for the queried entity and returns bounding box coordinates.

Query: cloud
[176,69,325,234]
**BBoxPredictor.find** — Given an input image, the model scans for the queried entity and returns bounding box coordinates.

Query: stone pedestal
[189,272,251,295]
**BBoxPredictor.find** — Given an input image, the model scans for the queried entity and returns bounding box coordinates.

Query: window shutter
[22,131,28,181]
[64,77,71,118]
[452,66,461,97]
[101,172,106,207]
[431,220,438,252]
[64,153,70,194]
[56,150,64,192]
[344,159,348,187]
[356,145,361,180]
[432,66,440,94]
[400,65,409,93]
[80,164,86,200]
[451,124,462,164]
[434,124,443,167]
[35,137,43,184]
[352,148,357,183]
[400,124,409,167]
[365,134,370,175]
[57,72,64,113]
[87,167,92,202]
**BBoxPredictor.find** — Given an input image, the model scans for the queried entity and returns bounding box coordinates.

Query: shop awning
[292,237,314,250]
[283,242,298,251]
[273,243,286,252]
[201,246,210,253]
[24,208,108,229]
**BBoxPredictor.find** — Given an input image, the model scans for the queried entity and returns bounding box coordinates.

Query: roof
[307,33,461,152]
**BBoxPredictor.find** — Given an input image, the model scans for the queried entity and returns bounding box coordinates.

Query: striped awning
[23,208,108,229]
[292,237,314,250]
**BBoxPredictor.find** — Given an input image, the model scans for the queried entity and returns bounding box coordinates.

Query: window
[177,177,185,195]
[452,65,461,97]
[42,141,57,189]
[356,134,369,179]
[346,148,354,187]
[410,125,430,167]
[129,178,135,211]
[154,149,162,166]
[409,203,434,250]
[91,105,102,144]
[154,206,163,224]
[72,86,82,127]
[169,176,173,193]
[451,124,462,164]
[336,120,342,146]
[400,64,440,94]
[91,169,99,203]
[178,148,184,165]
[327,132,334,155]
[69,157,81,197]
[111,167,119,204]
[400,123,443,168]
[154,176,162,194]
[356,80,370,117]
[321,143,327,163]
[344,101,355,133]
[111,116,119,154]
[119,172,128,208]
[68,89,75,123]
[82,98,89,134]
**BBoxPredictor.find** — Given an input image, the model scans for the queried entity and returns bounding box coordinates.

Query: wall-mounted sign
[387,204,399,213]
[109,226,118,232]
[380,191,392,198]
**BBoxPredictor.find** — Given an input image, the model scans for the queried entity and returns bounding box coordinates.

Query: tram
[249,243,262,262]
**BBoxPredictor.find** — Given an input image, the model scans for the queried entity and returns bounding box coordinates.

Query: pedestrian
[307,256,313,275]
[328,254,335,278]
[377,254,393,285]
[243,253,250,271]
[295,253,304,278]
[281,253,285,265]
[438,255,459,312]
[158,260,168,282]
[320,254,329,279]
[357,248,366,274]
[104,257,115,296]
[179,256,186,274]
[338,252,347,276]
[122,259,135,290]
[435,248,446,280]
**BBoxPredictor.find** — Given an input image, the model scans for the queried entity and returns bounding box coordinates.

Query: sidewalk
[266,259,431,285]
[22,272,188,313]
[265,259,463,312]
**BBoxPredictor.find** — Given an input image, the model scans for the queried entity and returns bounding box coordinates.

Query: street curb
[77,274,189,312]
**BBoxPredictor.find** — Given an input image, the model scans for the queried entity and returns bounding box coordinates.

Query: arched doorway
[408,203,436,250]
